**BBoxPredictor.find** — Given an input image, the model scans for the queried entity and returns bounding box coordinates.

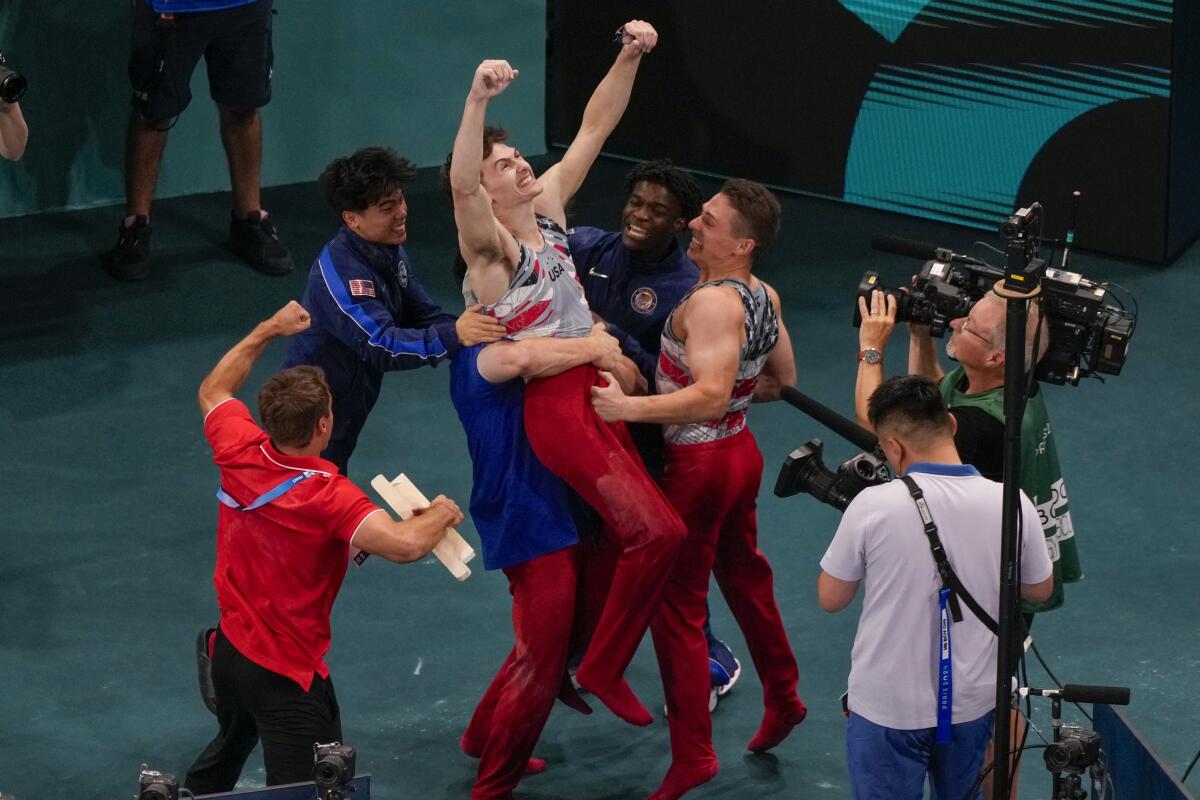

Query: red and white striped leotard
[464,215,592,340]
[655,278,779,445]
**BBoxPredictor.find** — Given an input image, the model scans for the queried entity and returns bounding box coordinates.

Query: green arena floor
[1,155,1197,799]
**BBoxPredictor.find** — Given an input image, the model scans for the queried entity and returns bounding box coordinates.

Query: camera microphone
[779,386,879,454]
[869,234,987,266]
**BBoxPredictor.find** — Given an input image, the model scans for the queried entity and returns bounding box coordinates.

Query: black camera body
[0,52,27,104]
[1043,724,1101,773]
[855,204,1135,386]
[313,742,357,791]
[855,257,997,337]
[137,768,179,800]
[774,438,890,512]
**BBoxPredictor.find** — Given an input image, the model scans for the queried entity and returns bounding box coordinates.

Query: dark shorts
[129,0,274,123]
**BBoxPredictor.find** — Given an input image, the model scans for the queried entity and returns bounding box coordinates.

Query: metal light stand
[991,221,1044,800]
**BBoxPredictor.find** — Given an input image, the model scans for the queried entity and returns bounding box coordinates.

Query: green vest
[939,367,1082,613]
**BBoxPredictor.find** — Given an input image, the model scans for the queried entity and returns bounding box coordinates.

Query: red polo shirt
[204,399,382,690]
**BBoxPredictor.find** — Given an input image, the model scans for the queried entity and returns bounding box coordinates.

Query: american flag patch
[348,279,375,298]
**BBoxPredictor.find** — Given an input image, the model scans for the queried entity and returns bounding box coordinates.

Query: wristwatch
[856,348,882,365]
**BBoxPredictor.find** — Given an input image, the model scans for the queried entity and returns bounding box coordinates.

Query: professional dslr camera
[314,741,357,796]
[0,52,27,104]
[858,201,1136,386]
[774,438,889,511]
[1044,724,1102,774]
[136,767,178,800]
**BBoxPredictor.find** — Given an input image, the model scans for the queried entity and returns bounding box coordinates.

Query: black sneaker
[230,210,294,275]
[103,215,153,281]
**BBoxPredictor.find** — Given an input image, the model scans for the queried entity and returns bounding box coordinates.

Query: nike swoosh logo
[588,268,609,279]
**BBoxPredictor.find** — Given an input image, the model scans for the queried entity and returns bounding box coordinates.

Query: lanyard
[936,588,954,744]
[216,471,315,511]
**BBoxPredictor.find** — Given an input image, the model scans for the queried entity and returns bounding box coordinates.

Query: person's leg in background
[845,713,930,800]
[207,0,293,275]
[929,712,993,800]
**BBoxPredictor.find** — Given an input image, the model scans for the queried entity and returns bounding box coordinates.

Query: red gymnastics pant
[524,365,686,696]
[461,546,580,800]
[651,428,801,769]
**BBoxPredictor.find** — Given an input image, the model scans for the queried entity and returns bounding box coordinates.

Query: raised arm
[591,286,742,425]
[199,302,311,416]
[449,60,522,303]
[0,101,28,161]
[754,283,796,402]
[853,290,896,431]
[477,323,621,383]
[907,322,944,383]
[535,20,658,227]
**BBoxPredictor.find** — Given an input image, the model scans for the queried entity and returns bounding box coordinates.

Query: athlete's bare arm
[476,323,622,383]
[0,100,29,161]
[535,20,658,228]
[450,60,523,305]
[754,283,796,402]
[591,285,743,424]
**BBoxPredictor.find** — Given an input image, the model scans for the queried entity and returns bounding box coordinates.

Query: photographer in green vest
[853,289,1081,618]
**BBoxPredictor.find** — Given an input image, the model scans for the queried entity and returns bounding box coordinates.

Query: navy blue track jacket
[282,227,460,472]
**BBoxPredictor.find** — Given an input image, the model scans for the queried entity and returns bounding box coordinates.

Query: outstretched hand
[268,301,311,337]
[617,19,658,55]
[470,59,519,100]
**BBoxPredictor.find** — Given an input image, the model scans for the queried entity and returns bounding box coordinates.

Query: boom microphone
[779,386,880,454]
[870,234,987,266]
[1021,684,1131,705]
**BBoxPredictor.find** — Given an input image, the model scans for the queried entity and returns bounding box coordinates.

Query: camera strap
[900,473,1001,744]
[217,471,316,512]
[899,475,999,635]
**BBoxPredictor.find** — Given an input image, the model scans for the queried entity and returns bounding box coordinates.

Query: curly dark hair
[318,147,418,214]
[439,126,512,196]
[624,159,702,222]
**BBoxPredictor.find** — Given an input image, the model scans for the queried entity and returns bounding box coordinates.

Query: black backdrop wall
[548,1,1196,263]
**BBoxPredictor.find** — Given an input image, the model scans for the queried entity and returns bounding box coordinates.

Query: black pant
[184,629,341,794]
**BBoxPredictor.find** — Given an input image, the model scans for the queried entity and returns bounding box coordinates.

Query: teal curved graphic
[839,0,933,42]
[843,64,1170,228]
[841,0,1172,44]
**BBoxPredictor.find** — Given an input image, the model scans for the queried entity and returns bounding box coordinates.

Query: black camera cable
[1182,748,1200,782]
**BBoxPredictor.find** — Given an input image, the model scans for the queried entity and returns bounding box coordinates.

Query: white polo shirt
[820,463,1053,730]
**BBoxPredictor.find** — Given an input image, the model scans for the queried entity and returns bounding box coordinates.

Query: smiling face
[481,142,542,208]
[620,180,686,256]
[686,192,755,268]
[344,188,409,246]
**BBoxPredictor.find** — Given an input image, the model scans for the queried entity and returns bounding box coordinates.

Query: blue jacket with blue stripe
[282,227,460,471]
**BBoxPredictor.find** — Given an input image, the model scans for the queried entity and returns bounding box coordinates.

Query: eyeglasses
[960,316,996,348]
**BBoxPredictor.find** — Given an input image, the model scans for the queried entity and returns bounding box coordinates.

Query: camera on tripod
[1044,724,1102,774]
[860,201,1137,386]
[0,52,27,104]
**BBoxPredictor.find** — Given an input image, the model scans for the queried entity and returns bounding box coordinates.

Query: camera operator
[0,98,27,161]
[853,289,1081,618]
[183,300,464,793]
[819,375,1053,800]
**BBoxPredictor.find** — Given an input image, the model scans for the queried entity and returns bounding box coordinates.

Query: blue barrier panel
[1094,705,1194,800]
[194,775,370,800]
